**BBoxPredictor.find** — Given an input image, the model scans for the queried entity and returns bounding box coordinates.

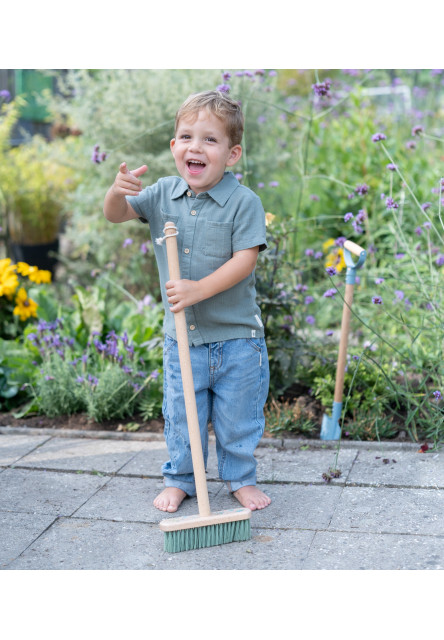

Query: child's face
[170,109,242,194]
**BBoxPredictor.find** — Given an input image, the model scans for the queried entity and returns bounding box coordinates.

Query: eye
[205,136,217,143]
[180,134,191,140]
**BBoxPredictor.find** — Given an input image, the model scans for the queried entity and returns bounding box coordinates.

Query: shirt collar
[170,171,239,206]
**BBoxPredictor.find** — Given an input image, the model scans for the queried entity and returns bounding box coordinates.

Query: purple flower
[122,238,133,248]
[344,212,354,222]
[372,132,387,142]
[423,221,432,230]
[325,330,334,336]
[433,390,442,401]
[335,237,346,247]
[385,197,399,209]
[415,226,422,235]
[406,140,416,150]
[386,163,397,171]
[312,80,331,97]
[436,254,444,267]
[235,173,243,180]
[257,182,264,189]
[395,253,405,259]
[323,288,337,298]
[326,267,337,276]
[372,296,383,305]
[352,220,363,234]
[222,71,231,81]
[305,249,314,257]
[305,315,316,325]
[394,290,405,300]
[0,89,11,102]
[355,184,369,196]
[269,181,279,187]
[268,70,277,77]
[304,295,314,305]
[216,84,230,93]
[314,251,323,259]
[150,369,160,380]
[421,202,432,211]
[412,125,423,136]
[310,194,320,201]
[76,376,85,384]
[140,242,149,254]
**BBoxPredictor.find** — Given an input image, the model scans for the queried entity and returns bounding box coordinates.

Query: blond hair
[175,90,244,147]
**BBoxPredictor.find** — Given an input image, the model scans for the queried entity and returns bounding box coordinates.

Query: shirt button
[189,325,195,331]
[190,210,196,215]
[184,248,190,254]
[187,191,192,197]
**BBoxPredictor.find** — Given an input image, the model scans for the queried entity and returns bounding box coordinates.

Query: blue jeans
[161,335,269,495]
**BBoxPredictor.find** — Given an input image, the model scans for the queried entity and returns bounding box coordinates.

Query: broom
[157,222,251,552]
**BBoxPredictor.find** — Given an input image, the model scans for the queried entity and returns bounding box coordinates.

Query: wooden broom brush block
[159,507,251,532]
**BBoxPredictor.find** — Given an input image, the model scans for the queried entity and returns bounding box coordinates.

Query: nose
[189,137,203,153]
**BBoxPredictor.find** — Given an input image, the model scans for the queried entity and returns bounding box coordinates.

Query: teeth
[189,160,204,165]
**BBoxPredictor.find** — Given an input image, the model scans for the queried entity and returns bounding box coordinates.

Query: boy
[104,90,271,513]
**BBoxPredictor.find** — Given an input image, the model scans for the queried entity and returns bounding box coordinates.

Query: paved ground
[0,426,443,570]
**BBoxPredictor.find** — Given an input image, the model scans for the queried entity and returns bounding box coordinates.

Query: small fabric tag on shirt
[251,329,256,337]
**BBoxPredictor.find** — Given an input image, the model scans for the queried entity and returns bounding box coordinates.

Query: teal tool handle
[343,240,367,284]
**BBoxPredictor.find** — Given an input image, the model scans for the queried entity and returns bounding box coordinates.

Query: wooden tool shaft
[334,283,354,404]
[164,224,211,517]
[343,239,365,257]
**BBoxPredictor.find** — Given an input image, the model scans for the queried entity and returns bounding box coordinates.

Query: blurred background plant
[0,69,442,446]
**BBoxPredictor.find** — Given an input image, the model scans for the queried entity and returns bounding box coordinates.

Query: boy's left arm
[165,247,259,313]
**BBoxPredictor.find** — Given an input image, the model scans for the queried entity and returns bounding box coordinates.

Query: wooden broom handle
[334,283,354,403]
[164,223,211,517]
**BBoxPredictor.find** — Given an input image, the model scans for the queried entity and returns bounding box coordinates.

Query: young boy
[104,90,271,513]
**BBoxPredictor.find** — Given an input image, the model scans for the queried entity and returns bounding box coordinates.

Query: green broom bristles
[164,518,251,553]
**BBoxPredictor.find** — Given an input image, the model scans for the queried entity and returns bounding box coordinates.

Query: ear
[170,138,176,153]
[226,144,242,167]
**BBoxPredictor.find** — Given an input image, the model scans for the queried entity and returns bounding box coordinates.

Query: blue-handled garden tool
[320,240,367,440]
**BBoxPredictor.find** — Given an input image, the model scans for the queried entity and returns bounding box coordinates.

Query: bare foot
[153,487,187,513]
[233,486,271,511]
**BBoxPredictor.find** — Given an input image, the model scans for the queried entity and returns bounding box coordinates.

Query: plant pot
[9,238,59,277]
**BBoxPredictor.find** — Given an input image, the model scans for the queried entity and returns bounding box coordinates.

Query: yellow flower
[0,258,19,297]
[13,287,38,321]
[322,238,335,253]
[325,247,346,273]
[16,262,36,277]
[265,212,276,227]
[28,269,52,284]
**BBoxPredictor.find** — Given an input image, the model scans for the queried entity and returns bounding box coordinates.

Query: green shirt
[127,171,267,346]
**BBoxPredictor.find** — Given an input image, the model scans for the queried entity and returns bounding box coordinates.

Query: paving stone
[348,448,444,488]
[0,511,57,568]
[74,476,224,523]
[7,517,315,570]
[119,441,220,480]
[329,486,444,536]
[303,530,444,570]
[256,446,357,484]
[0,468,108,516]
[14,437,154,473]
[0,434,51,467]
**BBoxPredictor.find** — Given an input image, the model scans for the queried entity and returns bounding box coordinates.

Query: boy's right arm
[103,162,148,223]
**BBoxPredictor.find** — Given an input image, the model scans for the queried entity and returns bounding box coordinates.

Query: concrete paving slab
[118,441,220,480]
[0,434,52,467]
[303,530,444,570]
[6,516,315,570]
[329,486,444,536]
[73,476,224,523]
[256,446,357,484]
[0,510,57,568]
[348,448,444,488]
[14,437,154,474]
[0,468,109,516]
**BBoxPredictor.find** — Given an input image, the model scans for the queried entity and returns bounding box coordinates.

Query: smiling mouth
[187,160,206,175]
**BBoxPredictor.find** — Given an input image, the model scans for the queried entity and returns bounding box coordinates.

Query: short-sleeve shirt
[126,171,267,346]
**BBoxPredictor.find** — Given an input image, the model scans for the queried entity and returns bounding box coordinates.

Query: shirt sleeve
[231,188,268,254]
[126,179,162,223]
